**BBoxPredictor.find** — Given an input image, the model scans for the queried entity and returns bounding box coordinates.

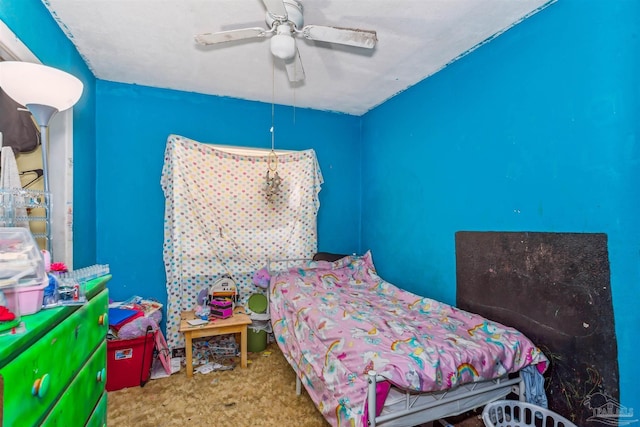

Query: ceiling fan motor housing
[265,0,303,29]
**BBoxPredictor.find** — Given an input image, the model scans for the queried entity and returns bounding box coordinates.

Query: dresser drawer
[0,290,108,426]
[41,342,107,426]
[85,391,107,427]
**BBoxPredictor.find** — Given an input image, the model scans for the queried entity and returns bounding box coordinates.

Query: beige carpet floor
[107,342,483,427]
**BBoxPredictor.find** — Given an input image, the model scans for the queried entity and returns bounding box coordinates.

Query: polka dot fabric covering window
[160,134,323,350]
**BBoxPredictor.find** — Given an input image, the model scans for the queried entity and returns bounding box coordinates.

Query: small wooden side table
[179,309,252,377]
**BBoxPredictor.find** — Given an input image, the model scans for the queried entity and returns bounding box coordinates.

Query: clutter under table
[179,308,251,377]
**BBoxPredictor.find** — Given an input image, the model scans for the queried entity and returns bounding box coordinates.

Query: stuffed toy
[252,267,271,289]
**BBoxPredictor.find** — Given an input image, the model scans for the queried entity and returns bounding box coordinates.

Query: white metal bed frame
[365,372,524,427]
[292,369,524,427]
[269,258,527,427]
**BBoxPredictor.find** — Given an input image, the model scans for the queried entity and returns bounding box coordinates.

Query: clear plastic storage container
[0,227,47,315]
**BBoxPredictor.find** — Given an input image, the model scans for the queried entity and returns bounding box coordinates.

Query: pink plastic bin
[4,281,47,315]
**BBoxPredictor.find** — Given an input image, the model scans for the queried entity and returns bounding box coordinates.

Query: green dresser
[0,275,110,427]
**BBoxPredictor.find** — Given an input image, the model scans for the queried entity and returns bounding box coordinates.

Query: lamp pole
[26,103,59,255]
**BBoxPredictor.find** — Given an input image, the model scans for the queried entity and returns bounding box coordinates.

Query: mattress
[269,251,548,427]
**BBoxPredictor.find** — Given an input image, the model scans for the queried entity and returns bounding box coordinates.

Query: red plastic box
[106,331,156,392]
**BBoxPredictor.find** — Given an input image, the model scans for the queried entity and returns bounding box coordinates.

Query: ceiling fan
[194,0,378,83]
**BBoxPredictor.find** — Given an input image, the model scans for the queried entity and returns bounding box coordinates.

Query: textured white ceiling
[42,0,554,116]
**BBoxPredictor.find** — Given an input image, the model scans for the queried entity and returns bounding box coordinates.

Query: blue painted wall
[0,1,97,267]
[95,81,361,304]
[4,0,638,412]
[361,0,638,409]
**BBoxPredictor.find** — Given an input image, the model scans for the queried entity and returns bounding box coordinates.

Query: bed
[268,251,548,427]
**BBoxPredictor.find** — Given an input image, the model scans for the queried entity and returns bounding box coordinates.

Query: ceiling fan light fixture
[270,33,296,60]
[195,0,378,83]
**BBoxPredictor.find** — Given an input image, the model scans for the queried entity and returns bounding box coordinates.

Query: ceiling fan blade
[283,48,305,82]
[194,28,268,46]
[301,25,377,49]
[262,0,288,20]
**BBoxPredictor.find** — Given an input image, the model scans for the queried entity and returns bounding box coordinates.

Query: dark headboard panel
[313,252,349,262]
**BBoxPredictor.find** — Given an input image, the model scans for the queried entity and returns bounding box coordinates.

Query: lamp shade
[0,61,83,113]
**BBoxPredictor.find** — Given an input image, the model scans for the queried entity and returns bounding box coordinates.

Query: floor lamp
[0,61,84,258]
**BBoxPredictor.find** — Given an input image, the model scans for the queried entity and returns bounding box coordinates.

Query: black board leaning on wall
[455,231,618,427]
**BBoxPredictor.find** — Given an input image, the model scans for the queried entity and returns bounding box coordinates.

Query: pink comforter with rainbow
[269,252,548,427]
